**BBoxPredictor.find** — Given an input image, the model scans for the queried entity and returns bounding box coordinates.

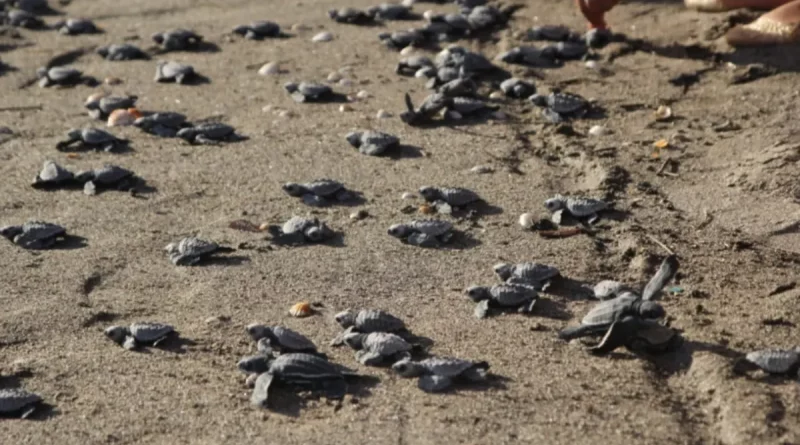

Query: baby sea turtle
[0,221,67,250]
[96,44,148,61]
[425,12,471,36]
[246,324,319,354]
[2,9,45,28]
[419,186,481,207]
[328,7,373,25]
[250,353,360,408]
[268,216,334,244]
[346,131,400,156]
[497,46,559,68]
[343,331,413,366]
[31,160,75,189]
[400,92,450,126]
[544,194,608,224]
[378,29,426,51]
[232,21,281,39]
[9,0,49,13]
[493,262,560,289]
[465,283,539,318]
[436,78,478,97]
[396,55,434,76]
[388,219,454,247]
[85,94,138,120]
[544,41,588,60]
[177,123,237,145]
[435,46,495,75]
[133,112,188,137]
[164,237,233,266]
[283,81,334,103]
[530,90,590,123]
[104,322,175,350]
[744,348,800,375]
[53,18,100,35]
[154,60,196,84]
[447,96,497,117]
[0,388,43,419]
[151,29,203,51]
[76,164,136,196]
[500,77,536,99]
[392,356,489,393]
[56,127,127,152]
[282,179,353,206]
[36,66,86,88]
[367,3,413,20]
[590,316,682,356]
[527,25,580,42]
[332,308,407,346]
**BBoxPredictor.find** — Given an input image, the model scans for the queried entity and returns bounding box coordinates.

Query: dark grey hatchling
[328,7,373,25]
[282,179,354,206]
[97,44,149,61]
[527,25,580,42]
[164,236,233,266]
[500,78,536,99]
[558,255,679,340]
[53,18,100,35]
[392,356,489,393]
[31,160,75,189]
[250,353,360,408]
[85,94,138,120]
[2,9,45,28]
[436,78,477,98]
[56,128,127,152]
[446,96,497,117]
[343,331,413,366]
[497,46,559,68]
[76,164,137,196]
[36,66,85,88]
[105,322,175,350]
[395,55,434,76]
[530,90,590,123]
[133,112,188,137]
[154,60,196,84]
[589,316,682,356]
[232,21,281,39]
[9,0,49,14]
[152,29,203,51]
[543,41,588,61]
[246,324,319,355]
[0,221,67,250]
[0,388,43,419]
[331,308,407,346]
[378,29,425,51]
[744,348,800,376]
[283,81,334,103]
[268,216,334,244]
[346,131,400,156]
[544,194,609,224]
[367,3,413,20]
[493,262,560,290]
[177,123,237,145]
[466,283,539,318]
[388,219,454,248]
[419,186,481,207]
[400,92,450,126]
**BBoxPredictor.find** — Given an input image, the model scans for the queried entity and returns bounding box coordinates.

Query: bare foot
[725,0,800,46]
[685,0,792,12]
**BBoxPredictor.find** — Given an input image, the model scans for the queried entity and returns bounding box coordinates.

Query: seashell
[278,110,294,118]
[289,302,313,318]
[66,153,80,159]
[327,71,342,82]
[519,213,535,229]
[338,78,353,87]
[419,204,435,215]
[104,77,123,85]
[489,91,504,100]
[376,109,392,119]
[653,139,669,149]
[588,125,608,136]
[291,23,310,32]
[356,90,370,100]
[350,209,368,220]
[400,46,416,56]
[258,62,280,76]
[339,104,353,112]
[470,165,493,174]
[85,91,109,105]
[401,192,415,200]
[258,223,270,231]
[107,108,140,127]
[312,32,333,42]
[654,105,672,121]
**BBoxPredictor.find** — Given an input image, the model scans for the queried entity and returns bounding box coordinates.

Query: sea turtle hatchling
[388,219,454,247]
[31,160,75,189]
[151,29,203,51]
[497,46,559,68]
[53,18,100,35]
[133,112,188,137]
[743,348,800,376]
[589,316,682,356]
[246,324,319,354]
[493,262,560,289]
[367,3,413,20]
[2,9,45,28]
[282,179,353,206]
[500,77,536,99]
[527,25,580,42]
[400,92,450,126]
[419,186,481,207]
[396,55,434,76]
[0,221,67,250]
[544,41,588,61]
[164,236,234,266]
[96,44,149,61]
[84,94,138,120]
[56,127,127,152]
[465,283,539,318]
[378,29,426,51]
[436,78,478,97]
[154,60,196,84]
[9,0,49,13]
[530,90,590,123]
[36,66,87,88]
[176,123,237,145]
[346,131,400,156]
[331,308,407,346]
[104,322,175,350]
[392,356,489,393]
[283,81,334,103]
[76,164,137,196]
[544,194,609,224]
[232,21,281,39]
[0,388,43,419]
[268,216,334,244]
[328,7,373,25]
[343,331,413,366]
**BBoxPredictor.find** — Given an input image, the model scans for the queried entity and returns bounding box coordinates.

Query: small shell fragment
[489,91,504,100]
[312,32,333,42]
[400,46,416,56]
[655,105,672,121]
[376,109,392,119]
[419,204,435,215]
[470,165,494,174]
[338,78,353,87]
[401,192,415,200]
[519,213,535,229]
[356,90,370,100]
[327,72,342,82]
[107,108,141,127]
[289,302,313,318]
[339,104,353,112]
[258,223,270,231]
[258,62,280,76]
[588,125,608,136]
[350,209,369,220]
[104,77,123,85]
[654,139,669,149]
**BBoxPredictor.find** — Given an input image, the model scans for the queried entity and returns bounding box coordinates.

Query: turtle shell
[248,21,280,37]
[354,131,399,156]
[487,284,537,307]
[155,61,193,81]
[167,237,220,258]
[354,309,405,333]
[0,388,42,415]
[745,349,800,374]
[499,262,560,284]
[581,293,641,326]
[91,165,133,185]
[129,321,174,343]
[281,216,318,235]
[14,221,66,249]
[564,196,607,217]
[369,3,410,20]
[192,123,235,139]
[630,320,679,350]
[47,66,82,83]
[268,353,347,381]
[135,112,186,129]
[81,128,118,144]
[422,186,480,207]
[97,96,137,114]
[297,82,332,99]
[270,326,317,352]
[419,357,482,377]
[527,25,574,41]
[500,78,536,98]
[450,97,491,115]
[99,44,146,60]
[548,92,587,115]
[408,219,453,237]
[553,41,587,60]
[300,179,344,197]
[363,332,411,356]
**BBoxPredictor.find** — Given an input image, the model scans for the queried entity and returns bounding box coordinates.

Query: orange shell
[653,139,669,149]
[107,109,136,127]
[419,204,435,215]
[127,108,143,119]
[289,302,313,318]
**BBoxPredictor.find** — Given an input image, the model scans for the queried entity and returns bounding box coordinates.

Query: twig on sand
[0,105,42,112]
[646,234,674,255]
[539,227,584,239]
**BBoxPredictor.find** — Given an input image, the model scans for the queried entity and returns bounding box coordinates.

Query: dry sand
[1,0,800,443]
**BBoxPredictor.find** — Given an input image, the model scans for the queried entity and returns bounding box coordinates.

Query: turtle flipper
[321,378,347,400]
[474,299,490,319]
[418,375,452,393]
[250,373,273,408]
[558,324,596,340]
[588,321,630,355]
[195,135,220,146]
[356,350,384,367]
[642,254,679,301]
[122,336,138,350]
[518,298,537,314]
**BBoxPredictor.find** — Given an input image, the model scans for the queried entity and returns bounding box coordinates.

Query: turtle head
[341,332,366,350]
[104,325,129,344]
[334,310,355,328]
[465,286,491,302]
[281,182,306,197]
[35,67,48,79]
[327,9,339,20]
[387,223,411,239]
[377,32,391,41]
[96,46,109,57]
[392,359,424,378]
[304,225,330,242]
[493,263,513,281]
[345,132,362,148]
[232,25,249,36]
[639,301,665,320]
[151,32,165,44]
[529,93,547,107]
[0,225,22,240]
[65,128,83,141]
[176,127,197,141]
[246,323,271,342]
[237,355,269,374]
[417,186,439,202]
[544,196,566,212]
[283,81,299,94]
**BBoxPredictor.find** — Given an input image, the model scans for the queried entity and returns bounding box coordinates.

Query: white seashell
[400,46,416,56]
[585,60,598,70]
[327,72,342,82]
[262,105,273,113]
[278,110,294,118]
[338,78,353,87]
[258,62,280,76]
[356,90,370,100]
[376,109,392,119]
[312,32,333,42]
[588,125,608,136]
[489,91,504,100]
[291,23,311,31]
[401,192,415,200]
[519,213,535,229]
[339,104,353,112]
[401,0,415,6]
[655,105,672,121]
[470,165,493,174]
